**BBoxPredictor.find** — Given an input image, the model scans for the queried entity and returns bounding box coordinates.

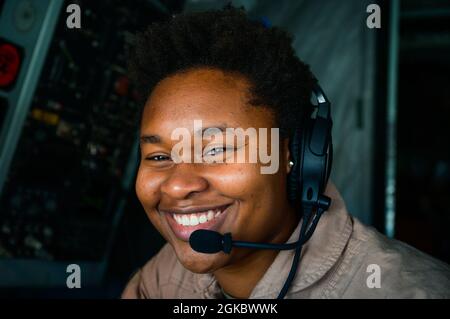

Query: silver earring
[289,160,294,168]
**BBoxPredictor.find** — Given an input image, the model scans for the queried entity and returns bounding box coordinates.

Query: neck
[213,207,299,299]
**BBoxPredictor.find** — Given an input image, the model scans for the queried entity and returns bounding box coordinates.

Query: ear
[283,138,292,175]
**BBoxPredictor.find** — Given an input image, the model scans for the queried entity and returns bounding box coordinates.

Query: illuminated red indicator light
[0,40,22,89]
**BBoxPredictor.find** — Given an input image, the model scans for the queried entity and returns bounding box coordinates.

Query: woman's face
[136,68,297,273]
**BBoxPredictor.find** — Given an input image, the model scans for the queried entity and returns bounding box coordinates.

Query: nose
[160,163,209,200]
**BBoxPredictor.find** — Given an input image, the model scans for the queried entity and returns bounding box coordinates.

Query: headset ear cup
[287,128,302,204]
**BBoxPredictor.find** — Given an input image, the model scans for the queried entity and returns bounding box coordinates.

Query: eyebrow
[196,124,228,138]
[140,135,162,144]
[139,124,230,144]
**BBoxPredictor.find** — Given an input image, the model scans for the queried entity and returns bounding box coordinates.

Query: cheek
[135,166,171,238]
[212,163,280,199]
[135,165,163,209]
[217,164,286,230]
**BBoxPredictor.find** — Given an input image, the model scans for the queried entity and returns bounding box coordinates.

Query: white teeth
[198,214,207,224]
[189,215,199,226]
[172,207,227,226]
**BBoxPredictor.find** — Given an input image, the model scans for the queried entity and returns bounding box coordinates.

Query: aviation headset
[287,84,333,211]
[258,82,331,299]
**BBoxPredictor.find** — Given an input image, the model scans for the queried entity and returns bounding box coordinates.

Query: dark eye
[146,155,171,161]
[204,147,226,156]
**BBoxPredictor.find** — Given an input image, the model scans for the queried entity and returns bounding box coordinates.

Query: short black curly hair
[129,5,316,138]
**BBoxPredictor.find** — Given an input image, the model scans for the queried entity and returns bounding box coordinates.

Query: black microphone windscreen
[189,229,224,254]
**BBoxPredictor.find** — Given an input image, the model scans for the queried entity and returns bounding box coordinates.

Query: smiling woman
[121,5,450,299]
[135,66,298,295]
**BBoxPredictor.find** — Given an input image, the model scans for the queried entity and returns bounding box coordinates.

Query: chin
[172,241,228,274]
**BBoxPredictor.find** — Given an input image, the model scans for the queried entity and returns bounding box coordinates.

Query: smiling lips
[162,204,231,242]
